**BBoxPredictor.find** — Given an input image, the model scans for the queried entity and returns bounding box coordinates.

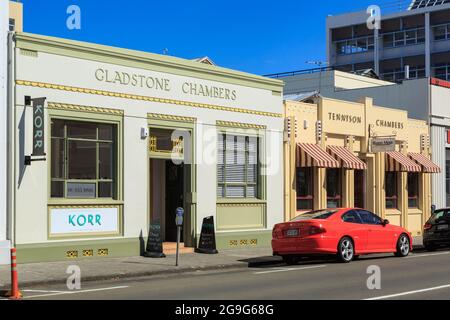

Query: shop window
[296,168,314,211]
[51,119,118,199]
[354,170,365,209]
[217,133,259,199]
[385,172,398,209]
[326,169,342,208]
[408,173,419,209]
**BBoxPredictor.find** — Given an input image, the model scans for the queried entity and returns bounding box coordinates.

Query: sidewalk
[0,237,424,289]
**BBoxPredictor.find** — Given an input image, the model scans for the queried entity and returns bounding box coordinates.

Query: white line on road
[24,286,129,299]
[254,265,327,275]
[22,289,67,293]
[365,284,450,300]
[406,251,450,259]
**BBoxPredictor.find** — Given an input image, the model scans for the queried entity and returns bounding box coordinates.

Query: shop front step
[163,242,194,255]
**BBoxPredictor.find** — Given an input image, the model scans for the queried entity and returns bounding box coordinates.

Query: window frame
[385,171,398,210]
[326,168,342,209]
[217,131,262,200]
[407,172,420,209]
[49,113,123,203]
[296,167,314,212]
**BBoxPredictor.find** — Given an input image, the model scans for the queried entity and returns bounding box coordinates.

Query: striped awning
[386,151,421,172]
[297,143,340,168]
[327,146,367,170]
[408,153,441,173]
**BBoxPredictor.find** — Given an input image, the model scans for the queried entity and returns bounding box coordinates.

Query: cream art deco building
[2,32,284,263]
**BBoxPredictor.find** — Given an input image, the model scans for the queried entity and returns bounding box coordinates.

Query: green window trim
[47,108,124,203]
[217,128,265,200]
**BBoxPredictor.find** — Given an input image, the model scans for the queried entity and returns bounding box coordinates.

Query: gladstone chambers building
[5,32,284,263]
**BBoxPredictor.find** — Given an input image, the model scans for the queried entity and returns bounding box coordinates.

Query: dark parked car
[424,208,450,251]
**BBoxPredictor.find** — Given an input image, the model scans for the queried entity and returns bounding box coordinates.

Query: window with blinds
[217,133,259,198]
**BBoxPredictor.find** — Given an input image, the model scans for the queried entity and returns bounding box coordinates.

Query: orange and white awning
[386,151,421,172]
[408,153,441,173]
[327,146,367,170]
[297,143,340,168]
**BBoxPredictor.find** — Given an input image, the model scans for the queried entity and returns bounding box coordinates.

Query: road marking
[253,265,326,275]
[365,284,450,300]
[24,286,129,299]
[22,289,67,294]
[407,251,450,259]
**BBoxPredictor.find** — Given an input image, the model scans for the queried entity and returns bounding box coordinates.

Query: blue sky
[22,0,397,75]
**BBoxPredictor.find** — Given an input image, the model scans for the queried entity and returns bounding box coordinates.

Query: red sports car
[272,208,413,264]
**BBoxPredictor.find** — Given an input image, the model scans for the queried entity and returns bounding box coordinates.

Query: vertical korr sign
[32,98,46,157]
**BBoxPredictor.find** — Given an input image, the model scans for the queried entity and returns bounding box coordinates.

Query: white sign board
[50,207,120,236]
[370,137,396,153]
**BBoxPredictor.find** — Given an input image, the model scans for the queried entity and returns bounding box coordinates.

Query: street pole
[175,207,184,267]
[0,0,10,265]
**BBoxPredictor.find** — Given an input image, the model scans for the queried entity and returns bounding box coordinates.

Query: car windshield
[291,210,338,221]
[430,210,450,223]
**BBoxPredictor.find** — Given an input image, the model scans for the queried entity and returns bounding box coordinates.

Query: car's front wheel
[395,234,411,257]
[337,237,354,263]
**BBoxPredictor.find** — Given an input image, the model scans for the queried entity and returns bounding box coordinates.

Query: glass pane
[98,124,114,141]
[226,185,245,198]
[385,172,397,197]
[217,185,225,198]
[383,34,394,48]
[51,181,64,198]
[394,32,405,46]
[51,138,65,179]
[405,30,416,44]
[51,120,65,138]
[296,168,313,197]
[68,140,97,179]
[327,200,340,209]
[434,26,447,40]
[99,142,114,180]
[327,169,341,198]
[150,128,174,152]
[386,199,397,209]
[99,182,113,198]
[408,198,418,208]
[218,164,224,183]
[247,164,257,183]
[247,185,257,198]
[225,165,245,183]
[67,121,97,139]
[297,199,313,211]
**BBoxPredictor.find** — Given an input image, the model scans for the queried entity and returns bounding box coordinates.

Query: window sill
[217,198,266,205]
[385,209,402,215]
[408,208,423,214]
[48,199,124,206]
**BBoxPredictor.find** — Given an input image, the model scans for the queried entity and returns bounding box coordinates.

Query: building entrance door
[165,161,184,242]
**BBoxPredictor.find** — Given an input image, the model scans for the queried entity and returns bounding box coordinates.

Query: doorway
[149,159,185,242]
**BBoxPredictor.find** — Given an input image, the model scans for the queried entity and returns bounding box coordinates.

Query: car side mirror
[382,219,390,226]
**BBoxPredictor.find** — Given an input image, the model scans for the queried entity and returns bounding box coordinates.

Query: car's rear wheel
[282,255,300,265]
[395,234,410,257]
[337,237,354,263]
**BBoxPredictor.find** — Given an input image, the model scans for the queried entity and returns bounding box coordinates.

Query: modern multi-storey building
[327,0,450,82]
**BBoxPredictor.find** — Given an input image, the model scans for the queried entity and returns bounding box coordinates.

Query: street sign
[32,97,46,157]
[144,222,166,259]
[370,137,396,153]
[195,216,218,254]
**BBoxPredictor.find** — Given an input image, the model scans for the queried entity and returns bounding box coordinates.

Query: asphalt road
[9,248,450,300]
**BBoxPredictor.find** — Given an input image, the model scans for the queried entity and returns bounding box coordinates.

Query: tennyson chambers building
[3,32,285,263]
